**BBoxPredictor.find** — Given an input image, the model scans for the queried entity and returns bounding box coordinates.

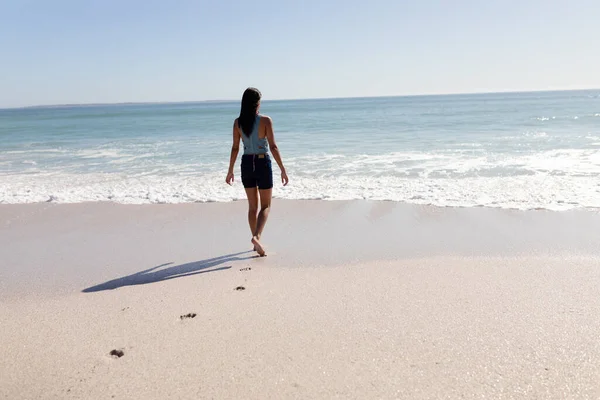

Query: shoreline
[2,200,599,299]
[2,197,599,213]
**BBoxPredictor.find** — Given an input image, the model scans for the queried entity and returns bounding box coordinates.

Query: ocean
[1,90,599,210]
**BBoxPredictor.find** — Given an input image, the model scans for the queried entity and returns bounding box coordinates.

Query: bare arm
[226,120,241,185]
[265,116,289,185]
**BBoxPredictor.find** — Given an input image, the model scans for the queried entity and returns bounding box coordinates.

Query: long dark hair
[238,87,261,137]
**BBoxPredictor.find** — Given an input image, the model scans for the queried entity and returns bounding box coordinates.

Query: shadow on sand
[82,251,257,293]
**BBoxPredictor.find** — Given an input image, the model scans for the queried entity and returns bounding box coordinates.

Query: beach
[2,0,600,396]
[1,201,599,399]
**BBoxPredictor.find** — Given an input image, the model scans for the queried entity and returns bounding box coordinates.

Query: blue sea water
[1,90,599,210]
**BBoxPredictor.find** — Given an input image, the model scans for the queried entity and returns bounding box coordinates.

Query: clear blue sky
[1,0,598,107]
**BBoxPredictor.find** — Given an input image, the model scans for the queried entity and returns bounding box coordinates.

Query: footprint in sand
[109,349,124,358]
[235,286,246,291]
[180,313,197,320]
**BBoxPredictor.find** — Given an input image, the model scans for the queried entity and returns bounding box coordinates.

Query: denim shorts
[241,154,273,190]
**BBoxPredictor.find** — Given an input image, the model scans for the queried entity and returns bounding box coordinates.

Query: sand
[1,201,599,399]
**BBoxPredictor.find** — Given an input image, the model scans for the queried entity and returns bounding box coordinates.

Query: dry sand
[1,201,599,399]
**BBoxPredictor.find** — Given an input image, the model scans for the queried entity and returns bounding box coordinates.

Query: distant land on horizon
[3,88,599,111]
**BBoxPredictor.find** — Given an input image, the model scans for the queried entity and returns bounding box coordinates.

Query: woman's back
[240,115,269,155]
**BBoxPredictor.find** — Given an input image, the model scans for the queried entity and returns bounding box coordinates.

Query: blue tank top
[241,115,269,155]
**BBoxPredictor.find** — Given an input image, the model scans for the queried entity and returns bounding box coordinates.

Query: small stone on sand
[109,349,124,358]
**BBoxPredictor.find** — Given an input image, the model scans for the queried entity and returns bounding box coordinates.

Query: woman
[226,88,288,256]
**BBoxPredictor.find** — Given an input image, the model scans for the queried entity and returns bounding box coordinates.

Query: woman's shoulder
[258,114,272,125]
[232,118,241,135]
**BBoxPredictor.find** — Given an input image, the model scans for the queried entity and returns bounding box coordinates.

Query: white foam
[3,149,69,155]
[1,170,599,211]
[75,149,127,159]
[2,148,599,210]
[528,131,548,138]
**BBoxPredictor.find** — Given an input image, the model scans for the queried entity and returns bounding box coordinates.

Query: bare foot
[251,236,266,257]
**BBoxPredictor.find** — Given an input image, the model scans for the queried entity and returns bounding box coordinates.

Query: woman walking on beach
[226,88,289,256]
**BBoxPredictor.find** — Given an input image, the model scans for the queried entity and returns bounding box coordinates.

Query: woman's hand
[226,171,234,185]
[281,170,289,186]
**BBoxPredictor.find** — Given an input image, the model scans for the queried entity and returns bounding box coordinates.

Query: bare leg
[255,189,272,240]
[244,187,259,248]
[251,189,272,256]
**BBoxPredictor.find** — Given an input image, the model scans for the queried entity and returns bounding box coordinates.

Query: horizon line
[2,88,598,110]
